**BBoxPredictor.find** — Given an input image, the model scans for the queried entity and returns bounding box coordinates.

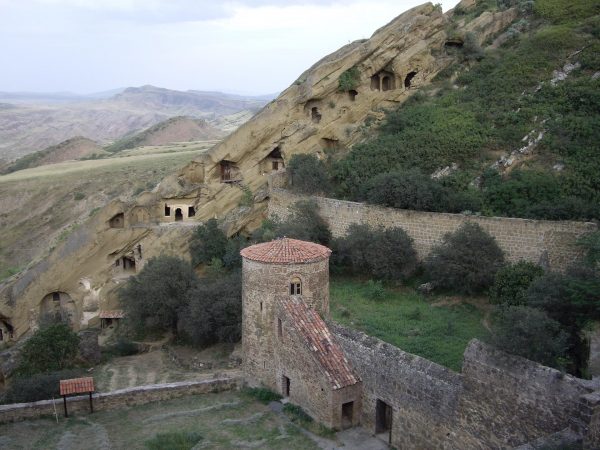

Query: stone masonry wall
[0,377,240,424]
[269,189,597,271]
[331,323,600,449]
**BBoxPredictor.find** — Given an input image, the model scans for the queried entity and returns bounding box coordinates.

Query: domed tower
[241,238,331,382]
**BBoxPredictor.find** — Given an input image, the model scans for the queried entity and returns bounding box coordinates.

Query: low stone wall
[330,323,600,449]
[0,376,240,424]
[269,189,597,271]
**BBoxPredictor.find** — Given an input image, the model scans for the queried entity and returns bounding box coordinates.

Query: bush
[190,219,228,267]
[490,261,544,305]
[338,67,360,92]
[288,154,331,195]
[16,324,80,378]
[335,223,418,281]
[490,306,568,368]
[178,271,242,347]
[103,338,138,358]
[2,369,83,404]
[145,431,203,450]
[425,222,505,294]
[364,279,385,301]
[243,387,282,404]
[120,256,198,337]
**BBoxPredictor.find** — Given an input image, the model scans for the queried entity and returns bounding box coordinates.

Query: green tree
[178,271,242,347]
[16,324,80,377]
[425,222,505,294]
[190,219,228,267]
[120,256,197,336]
[490,306,568,369]
[490,261,544,305]
[288,154,331,195]
[334,223,417,280]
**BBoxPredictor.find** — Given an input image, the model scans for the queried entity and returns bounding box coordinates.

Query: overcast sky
[0,0,459,95]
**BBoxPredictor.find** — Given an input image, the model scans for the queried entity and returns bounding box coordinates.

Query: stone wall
[269,189,597,271]
[331,323,600,449]
[0,376,240,424]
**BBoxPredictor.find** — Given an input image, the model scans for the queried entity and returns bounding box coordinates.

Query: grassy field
[0,143,214,281]
[0,391,319,450]
[330,278,490,371]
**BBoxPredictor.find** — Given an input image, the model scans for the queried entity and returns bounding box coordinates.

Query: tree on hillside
[178,271,242,347]
[288,154,331,195]
[190,219,228,267]
[425,222,505,294]
[120,256,197,336]
[16,324,80,377]
[490,261,545,306]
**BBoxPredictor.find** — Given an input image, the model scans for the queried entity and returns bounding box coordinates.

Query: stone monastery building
[240,238,362,430]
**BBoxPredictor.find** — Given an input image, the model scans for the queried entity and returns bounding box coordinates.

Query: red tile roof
[240,238,331,264]
[99,310,125,319]
[278,296,360,390]
[60,377,95,396]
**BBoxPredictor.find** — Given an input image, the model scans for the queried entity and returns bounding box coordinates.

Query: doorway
[342,401,354,429]
[175,208,183,221]
[282,375,290,397]
[375,399,392,444]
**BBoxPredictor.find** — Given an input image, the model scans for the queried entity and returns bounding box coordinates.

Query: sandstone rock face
[0,3,519,339]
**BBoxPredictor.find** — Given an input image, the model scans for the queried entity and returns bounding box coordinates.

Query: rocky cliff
[0,2,518,341]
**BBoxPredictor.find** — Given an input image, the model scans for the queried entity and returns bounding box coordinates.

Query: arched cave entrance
[404,71,417,88]
[349,90,358,101]
[40,291,78,327]
[261,147,285,173]
[109,212,125,229]
[175,208,183,221]
[311,107,322,124]
[381,75,395,91]
[371,74,381,91]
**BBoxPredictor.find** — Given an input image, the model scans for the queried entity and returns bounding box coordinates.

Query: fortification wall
[331,323,599,449]
[0,376,240,424]
[268,189,597,271]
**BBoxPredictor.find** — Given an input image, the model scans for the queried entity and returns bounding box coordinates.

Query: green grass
[145,431,203,450]
[283,404,335,439]
[330,278,490,372]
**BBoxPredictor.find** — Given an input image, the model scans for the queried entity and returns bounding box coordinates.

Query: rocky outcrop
[0,2,519,339]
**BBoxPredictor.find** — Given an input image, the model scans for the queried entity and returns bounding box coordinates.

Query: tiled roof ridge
[277,296,360,390]
[240,238,331,264]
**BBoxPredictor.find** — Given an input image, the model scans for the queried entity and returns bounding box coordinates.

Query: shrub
[425,222,505,294]
[190,219,228,267]
[362,170,448,211]
[490,261,544,305]
[103,338,138,358]
[178,271,242,347]
[120,256,198,337]
[365,279,385,301]
[1,369,83,404]
[338,67,360,92]
[16,324,80,378]
[288,154,331,195]
[73,192,85,201]
[335,223,418,281]
[489,306,568,368]
[145,431,203,450]
[243,387,282,404]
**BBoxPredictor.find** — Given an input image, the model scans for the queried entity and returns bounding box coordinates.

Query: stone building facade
[241,238,361,429]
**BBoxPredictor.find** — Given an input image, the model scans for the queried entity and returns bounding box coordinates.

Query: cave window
[188,206,196,217]
[164,204,171,216]
[220,160,237,182]
[115,260,120,267]
[371,74,381,91]
[272,161,280,171]
[404,71,417,88]
[122,256,136,271]
[53,292,60,302]
[109,213,124,228]
[382,76,394,91]
[0,329,3,341]
[311,107,322,124]
[349,90,358,101]
[290,277,302,295]
[175,208,183,221]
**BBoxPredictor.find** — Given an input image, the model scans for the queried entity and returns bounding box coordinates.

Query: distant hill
[0,86,271,161]
[3,137,106,173]
[105,116,224,153]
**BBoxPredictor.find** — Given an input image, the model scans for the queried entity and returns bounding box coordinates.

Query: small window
[272,161,279,171]
[290,277,302,295]
[260,301,263,312]
[52,292,60,302]
[164,204,171,216]
[278,318,283,338]
[0,329,3,341]
[188,206,196,217]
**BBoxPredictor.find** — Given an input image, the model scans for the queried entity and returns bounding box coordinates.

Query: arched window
[290,277,302,295]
